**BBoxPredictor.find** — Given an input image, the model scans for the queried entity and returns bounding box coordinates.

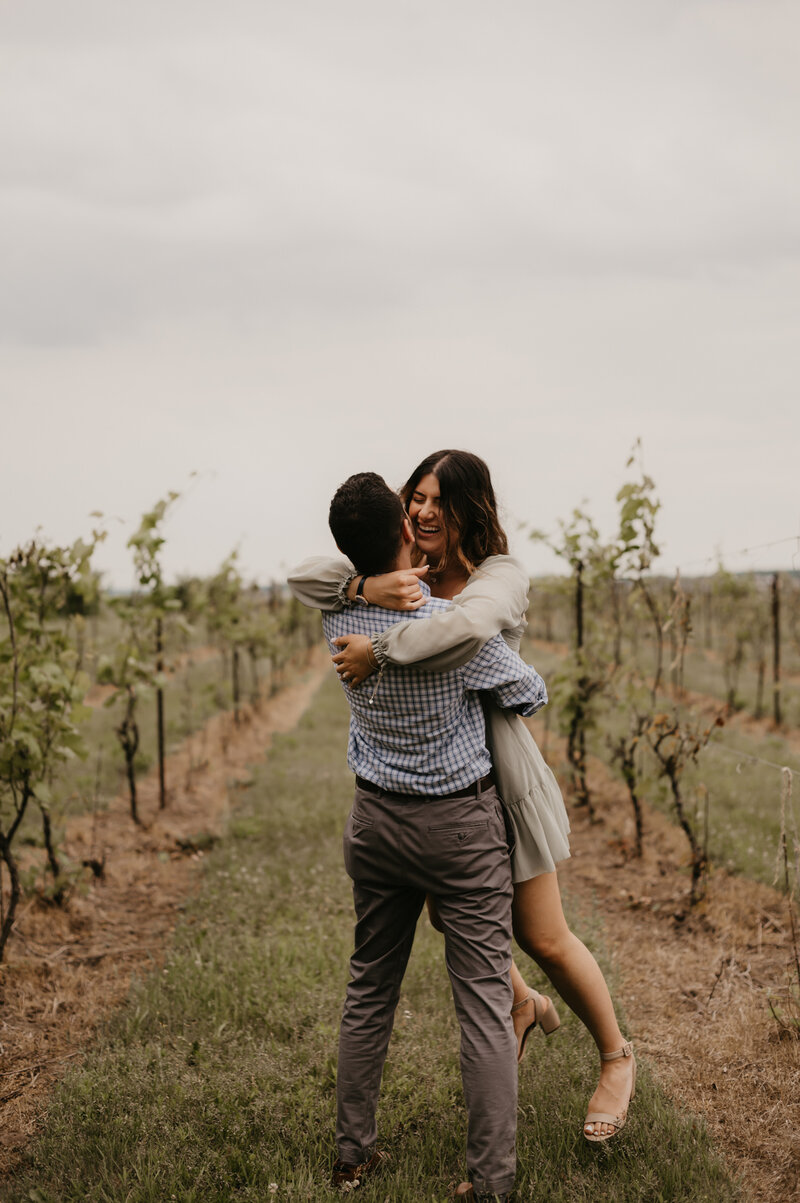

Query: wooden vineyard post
[232,645,241,726]
[772,572,782,726]
[575,556,584,653]
[567,558,590,813]
[156,615,166,808]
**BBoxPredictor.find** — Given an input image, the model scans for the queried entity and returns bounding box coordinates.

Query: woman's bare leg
[509,960,530,1007]
[512,871,634,1139]
[426,894,444,932]
[509,959,559,1059]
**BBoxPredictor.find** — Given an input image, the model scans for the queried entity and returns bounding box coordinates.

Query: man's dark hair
[328,472,406,575]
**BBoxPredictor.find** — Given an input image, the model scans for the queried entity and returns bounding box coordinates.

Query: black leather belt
[355,773,494,801]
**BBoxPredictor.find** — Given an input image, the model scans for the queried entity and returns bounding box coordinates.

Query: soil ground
[2,647,799,1199]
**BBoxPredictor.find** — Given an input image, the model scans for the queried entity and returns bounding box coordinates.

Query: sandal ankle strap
[600,1040,633,1062]
[510,993,534,1013]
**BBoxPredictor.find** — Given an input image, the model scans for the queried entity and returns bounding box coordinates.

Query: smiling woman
[401,449,510,601]
[408,473,446,561]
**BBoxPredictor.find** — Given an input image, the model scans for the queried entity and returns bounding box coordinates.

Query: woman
[289,450,635,1143]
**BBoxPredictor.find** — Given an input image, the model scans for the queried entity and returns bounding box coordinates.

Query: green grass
[6,675,738,1202]
[673,645,800,729]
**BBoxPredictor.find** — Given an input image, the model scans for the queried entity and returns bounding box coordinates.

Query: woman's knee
[513,919,573,969]
[512,872,573,968]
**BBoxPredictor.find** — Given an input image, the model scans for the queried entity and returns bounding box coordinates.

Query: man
[319,472,547,1203]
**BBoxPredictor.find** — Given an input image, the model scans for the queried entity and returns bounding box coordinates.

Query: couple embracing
[289,450,634,1201]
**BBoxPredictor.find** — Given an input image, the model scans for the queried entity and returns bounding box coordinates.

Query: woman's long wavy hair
[399,449,509,576]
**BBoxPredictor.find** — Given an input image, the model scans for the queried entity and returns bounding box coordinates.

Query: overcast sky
[2,0,799,589]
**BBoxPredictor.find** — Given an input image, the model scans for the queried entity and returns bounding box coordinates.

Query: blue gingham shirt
[322,584,547,796]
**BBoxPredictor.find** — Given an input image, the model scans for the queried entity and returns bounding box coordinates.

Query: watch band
[355,575,370,606]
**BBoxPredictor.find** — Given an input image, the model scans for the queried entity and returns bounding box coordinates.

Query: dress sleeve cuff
[371,632,389,667]
[336,572,358,609]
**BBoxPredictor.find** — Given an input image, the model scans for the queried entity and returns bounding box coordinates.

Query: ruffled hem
[504,783,571,883]
[484,704,571,883]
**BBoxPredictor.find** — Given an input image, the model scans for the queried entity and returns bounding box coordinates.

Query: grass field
[6,675,738,1202]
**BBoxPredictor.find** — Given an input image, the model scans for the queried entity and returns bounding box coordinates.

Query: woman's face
[407,472,447,563]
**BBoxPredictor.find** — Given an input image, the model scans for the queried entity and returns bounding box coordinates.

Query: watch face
[355,594,369,606]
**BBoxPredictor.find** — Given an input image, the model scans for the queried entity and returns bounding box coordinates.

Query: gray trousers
[336,781,517,1198]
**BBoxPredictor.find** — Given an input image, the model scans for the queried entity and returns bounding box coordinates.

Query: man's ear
[401,517,414,544]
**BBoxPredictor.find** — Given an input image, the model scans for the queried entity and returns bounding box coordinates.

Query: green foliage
[528,446,729,881]
[118,490,185,685]
[548,654,609,740]
[534,506,616,581]
[97,592,158,825]
[107,491,184,815]
[205,556,320,707]
[0,537,101,794]
[525,449,798,899]
[0,532,103,953]
[96,616,155,699]
[532,505,621,812]
[173,575,210,627]
[206,551,244,647]
[127,491,180,600]
[616,487,660,574]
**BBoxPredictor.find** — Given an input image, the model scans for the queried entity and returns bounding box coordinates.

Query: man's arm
[461,634,548,716]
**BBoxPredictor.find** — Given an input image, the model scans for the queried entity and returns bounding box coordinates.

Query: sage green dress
[288,554,570,882]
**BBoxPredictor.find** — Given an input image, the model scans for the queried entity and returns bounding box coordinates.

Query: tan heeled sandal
[583,1040,636,1143]
[511,990,560,1063]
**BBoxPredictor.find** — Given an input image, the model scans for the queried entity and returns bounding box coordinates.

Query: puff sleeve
[287,556,355,612]
[371,555,529,671]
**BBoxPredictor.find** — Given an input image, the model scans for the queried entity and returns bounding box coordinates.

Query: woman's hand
[348,566,429,611]
[332,634,377,687]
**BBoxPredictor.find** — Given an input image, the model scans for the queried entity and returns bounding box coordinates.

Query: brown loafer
[454,1183,511,1202]
[332,1148,390,1187]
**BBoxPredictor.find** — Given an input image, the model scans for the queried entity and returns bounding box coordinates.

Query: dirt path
[528,715,800,1201]
[0,647,330,1177]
